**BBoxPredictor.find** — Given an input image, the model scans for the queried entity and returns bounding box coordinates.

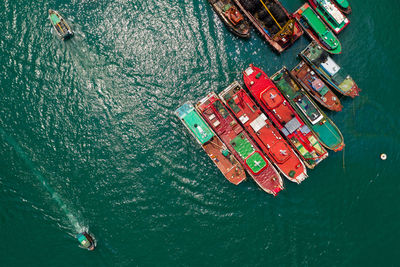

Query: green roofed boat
[308,0,350,34]
[293,3,341,54]
[48,9,73,40]
[272,67,344,152]
[175,102,246,185]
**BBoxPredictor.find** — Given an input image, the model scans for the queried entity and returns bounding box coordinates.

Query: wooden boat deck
[175,103,246,185]
[233,0,303,53]
[203,136,247,185]
[291,61,342,111]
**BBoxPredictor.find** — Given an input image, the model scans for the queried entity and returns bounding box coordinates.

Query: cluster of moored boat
[176,0,358,196]
[207,0,352,54]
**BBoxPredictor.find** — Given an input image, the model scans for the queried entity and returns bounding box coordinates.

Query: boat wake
[0,127,84,235]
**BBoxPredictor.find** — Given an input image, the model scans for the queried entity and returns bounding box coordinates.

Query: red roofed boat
[243,64,328,169]
[219,81,308,183]
[196,92,283,196]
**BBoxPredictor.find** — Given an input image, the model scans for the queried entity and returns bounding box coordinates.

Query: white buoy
[380,153,387,160]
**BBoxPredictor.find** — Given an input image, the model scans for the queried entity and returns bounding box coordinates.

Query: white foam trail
[0,127,82,233]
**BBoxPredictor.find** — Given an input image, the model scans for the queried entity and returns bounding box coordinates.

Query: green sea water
[1,0,399,266]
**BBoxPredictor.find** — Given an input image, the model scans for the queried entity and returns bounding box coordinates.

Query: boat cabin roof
[176,103,214,144]
[318,0,345,25]
[230,133,266,174]
[50,13,61,24]
[261,88,284,109]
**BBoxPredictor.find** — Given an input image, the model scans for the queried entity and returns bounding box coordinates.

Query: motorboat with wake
[77,232,96,251]
[48,9,74,40]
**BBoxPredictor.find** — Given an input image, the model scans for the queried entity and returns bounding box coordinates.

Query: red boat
[196,92,283,196]
[243,64,328,169]
[219,81,308,183]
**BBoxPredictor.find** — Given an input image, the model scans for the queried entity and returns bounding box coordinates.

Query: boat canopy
[245,152,267,174]
[261,88,283,109]
[176,103,214,144]
[50,14,61,24]
[321,56,341,76]
[230,133,254,160]
[77,233,91,248]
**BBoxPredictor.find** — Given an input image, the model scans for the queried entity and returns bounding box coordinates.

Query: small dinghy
[77,232,96,251]
[48,9,74,40]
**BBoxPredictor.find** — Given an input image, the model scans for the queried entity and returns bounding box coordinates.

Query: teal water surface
[1,0,399,266]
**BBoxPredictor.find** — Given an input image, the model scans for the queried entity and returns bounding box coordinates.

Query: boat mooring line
[0,127,83,233]
[342,146,345,172]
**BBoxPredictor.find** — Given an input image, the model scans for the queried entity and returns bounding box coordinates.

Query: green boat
[271,67,344,152]
[308,0,350,34]
[293,3,341,54]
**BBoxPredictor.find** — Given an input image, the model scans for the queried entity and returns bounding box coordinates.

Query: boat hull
[48,9,73,40]
[332,0,351,14]
[272,67,345,152]
[196,92,283,196]
[293,3,341,54]
[233,0,303,53]
[175,103,246,185]
[300,42,360,98]
[208,0,251,38]
[308,0,350,34]
[219,81,308,183]
[243,64,328,169]
[291,60,343,112]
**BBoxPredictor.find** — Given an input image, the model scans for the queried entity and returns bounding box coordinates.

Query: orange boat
[243,64,328,169]
[176,102,246,185]
[196,92,283,196]
[291,60,343,112]
[219,82,308,183]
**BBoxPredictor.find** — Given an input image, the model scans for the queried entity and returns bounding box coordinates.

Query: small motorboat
[48,9,74,40]
[77,232,96,251]
[207,0,251,38]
